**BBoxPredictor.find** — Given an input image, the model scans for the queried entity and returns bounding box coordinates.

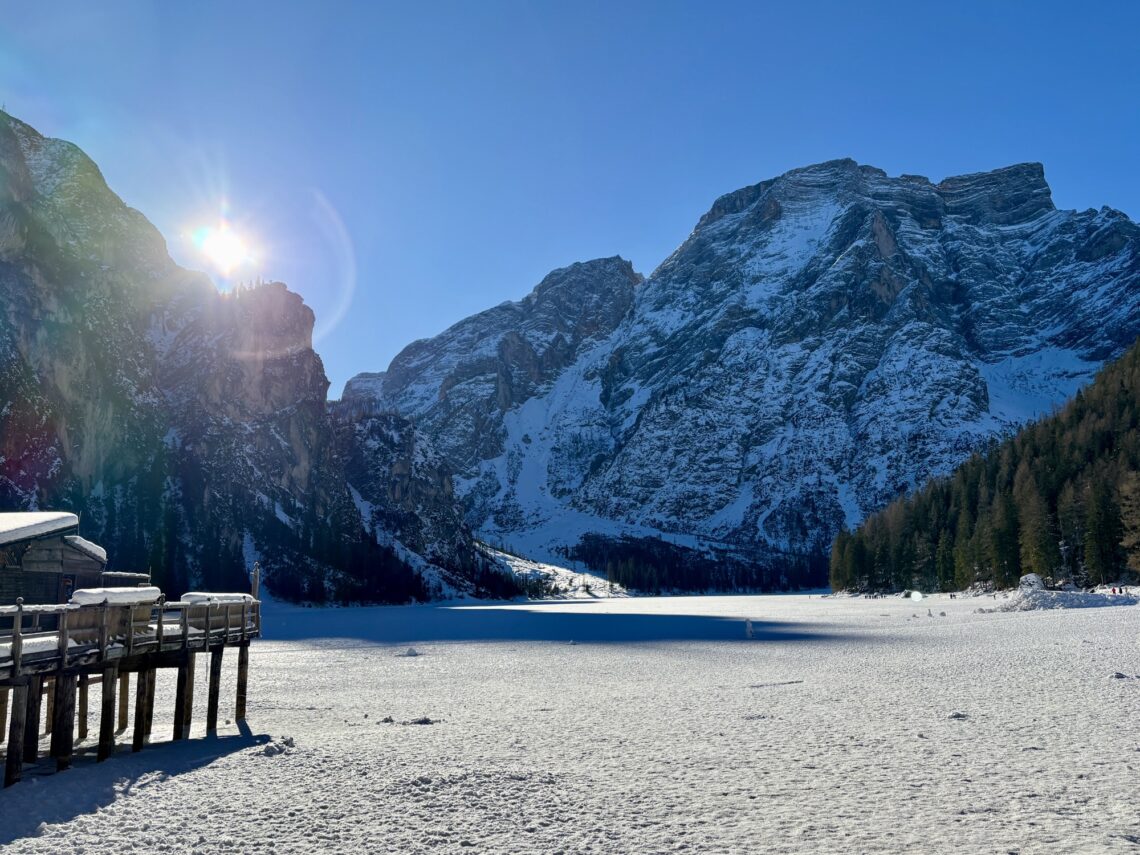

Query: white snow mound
[978,588,1139,612]
[70,586,161,606]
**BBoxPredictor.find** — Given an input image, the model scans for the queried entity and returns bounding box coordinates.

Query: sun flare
[192,222,255,276]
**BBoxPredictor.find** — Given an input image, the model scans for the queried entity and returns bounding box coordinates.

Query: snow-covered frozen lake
[1,593,1138,853]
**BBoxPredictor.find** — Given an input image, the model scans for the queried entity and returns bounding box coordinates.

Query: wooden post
[11,599,23,675]
[49,673,76,772]
[78,674,89,741]
[235,641,250,721]
[0,688,7,745]
[251,561,261,599]
[206,647,223,734]
[98,667,116,761]
[183,652,197,735]
[58,608,70,668]
[117,672,130,732]
[143,668,156,737]
[44,677,54,736]
[124,604,134,657]
[22,675,42,764]
[99,599,110,659]
[132,668,150,752]
[4,682,28,787]
[173,656,190,740]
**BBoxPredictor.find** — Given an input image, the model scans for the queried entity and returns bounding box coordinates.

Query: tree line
[569,533,827,593]
[830,339,1140,593]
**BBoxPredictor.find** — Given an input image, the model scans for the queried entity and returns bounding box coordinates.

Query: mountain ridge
[344,157,1140,586]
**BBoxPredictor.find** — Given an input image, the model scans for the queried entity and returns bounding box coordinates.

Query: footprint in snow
[948,711,969,720]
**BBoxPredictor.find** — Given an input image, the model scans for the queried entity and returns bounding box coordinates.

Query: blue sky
[3,1,1139,396]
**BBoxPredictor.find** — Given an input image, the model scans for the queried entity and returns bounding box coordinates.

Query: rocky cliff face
[345,159,1140,579]
[0,110,487,600]
[345,257,642,471]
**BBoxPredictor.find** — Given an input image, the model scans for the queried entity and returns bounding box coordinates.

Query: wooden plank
[22,561,64,573]
[206,647,223,734]
[235,642,250,721]
[25,541,64,558]
[49,674,76,772]
[78,674,89,741]
[4,683,27,787]
[143,668,156,737]
[132,668,150,752]
[117,672,129,731]
[98,667,116,761]
[22,676,42,764]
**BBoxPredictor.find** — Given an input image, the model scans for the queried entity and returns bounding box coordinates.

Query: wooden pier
[0,592,261,787]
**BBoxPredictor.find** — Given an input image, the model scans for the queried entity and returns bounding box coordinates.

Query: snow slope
[2,595,1137,853]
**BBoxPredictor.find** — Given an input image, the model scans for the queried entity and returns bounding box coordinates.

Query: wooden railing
[0,597,261,680]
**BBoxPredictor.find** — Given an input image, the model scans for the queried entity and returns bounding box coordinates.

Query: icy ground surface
[1,594,1138,853]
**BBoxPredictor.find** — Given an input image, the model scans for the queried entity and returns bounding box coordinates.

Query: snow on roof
[0,512,78,547]
[63,535,107,564]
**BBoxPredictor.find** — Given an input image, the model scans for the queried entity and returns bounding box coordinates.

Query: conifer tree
[1084,478,1125,584]
[1013,461,1059,578]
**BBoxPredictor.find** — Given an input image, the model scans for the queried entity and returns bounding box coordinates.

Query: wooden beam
[4,683,27,787]
[78,675,89,741]
[132,668,150,752]
[0,687,7,745]
[206,647,223,734]
[22,675,42,764]
[235,642,250,721]
[49,673,76,772]
[117,672,130,732]
[98,667,116,762]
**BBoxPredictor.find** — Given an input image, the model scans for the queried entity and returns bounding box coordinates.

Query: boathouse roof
[0,512,79,547]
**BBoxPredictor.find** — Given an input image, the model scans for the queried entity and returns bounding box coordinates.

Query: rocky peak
[936,162,1054,225]
[0,110,174,281]
[340,255,642,479]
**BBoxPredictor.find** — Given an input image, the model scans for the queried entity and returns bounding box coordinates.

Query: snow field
[1,594,1138,853]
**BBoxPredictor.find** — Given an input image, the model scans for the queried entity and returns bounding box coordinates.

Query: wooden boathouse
[0,516,262,787]
[0,511,151,606]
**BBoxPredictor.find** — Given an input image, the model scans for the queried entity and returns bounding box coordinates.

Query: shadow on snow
[0,729,270,844]
[259,601,846,646]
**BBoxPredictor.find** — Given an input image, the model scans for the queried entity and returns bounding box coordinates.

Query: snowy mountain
[0,110,489,600]
[344,159,1140,582]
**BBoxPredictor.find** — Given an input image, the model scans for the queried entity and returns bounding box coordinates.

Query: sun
[192,222,255,276]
